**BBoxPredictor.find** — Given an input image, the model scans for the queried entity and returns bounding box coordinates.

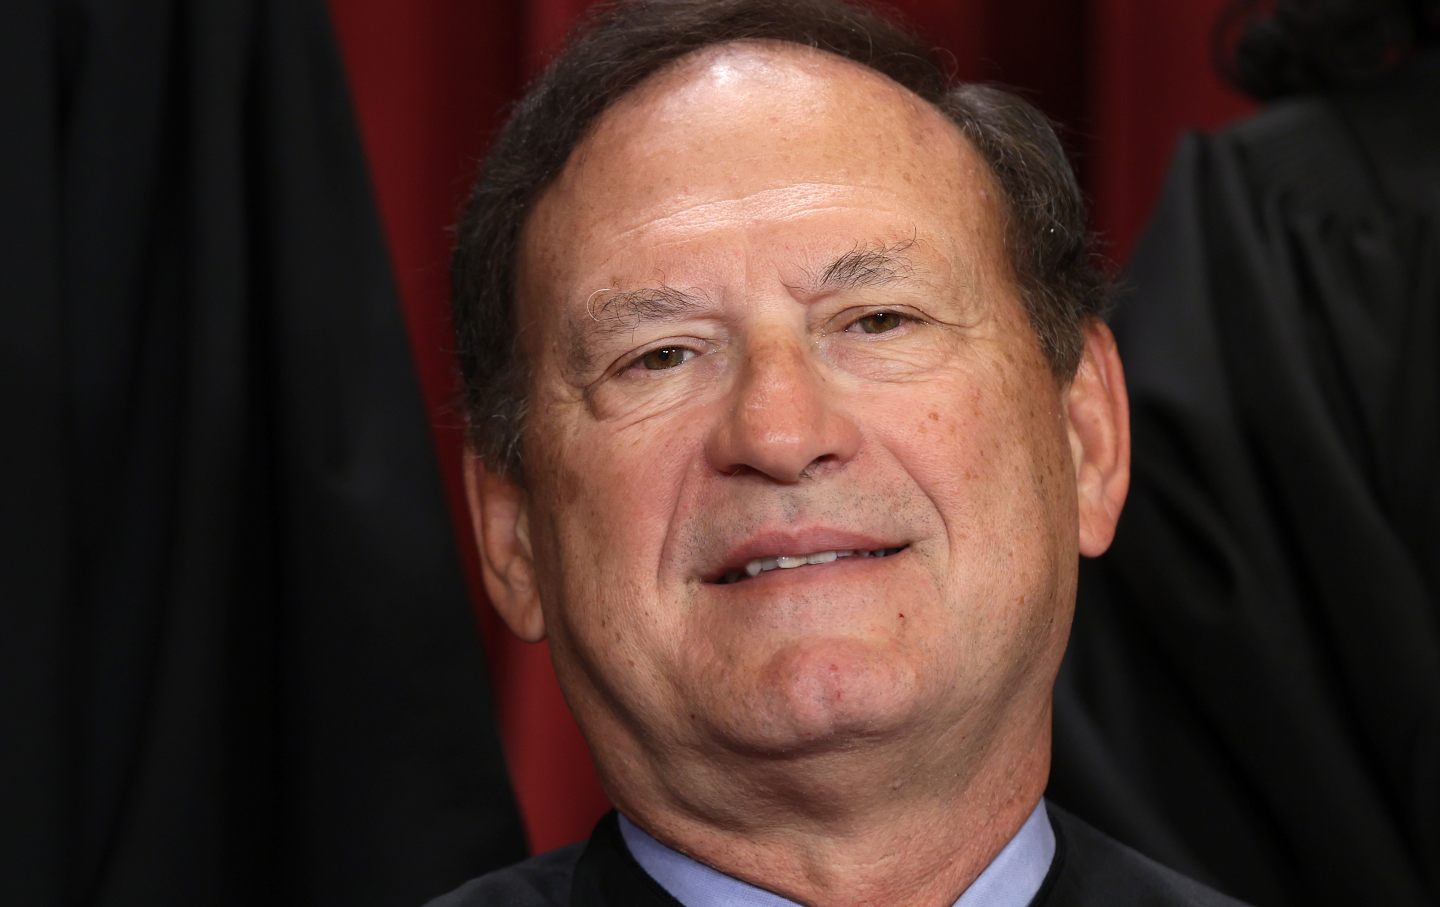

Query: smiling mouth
[711,546,908,585]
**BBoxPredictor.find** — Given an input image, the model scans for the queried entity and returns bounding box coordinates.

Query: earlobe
[1064,320,1131,557]
[463,454,547,642]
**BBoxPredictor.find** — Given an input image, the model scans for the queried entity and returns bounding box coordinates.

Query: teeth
[726,547,901,583]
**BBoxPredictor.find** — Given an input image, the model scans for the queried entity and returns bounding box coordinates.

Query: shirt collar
[618,800,1055,907]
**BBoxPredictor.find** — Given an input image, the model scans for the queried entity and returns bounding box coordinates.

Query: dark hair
[1216,0,1440,100]
[453,0,1107,478]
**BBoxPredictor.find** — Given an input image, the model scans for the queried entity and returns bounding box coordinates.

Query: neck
[606,707,1053,907]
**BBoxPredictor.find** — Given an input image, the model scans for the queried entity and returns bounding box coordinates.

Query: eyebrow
[588,285,708,323]
[562,238,924,378]
[804,238,919,294]
[566,285,709,376]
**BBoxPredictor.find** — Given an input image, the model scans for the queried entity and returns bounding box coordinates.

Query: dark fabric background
[1,0,524,903]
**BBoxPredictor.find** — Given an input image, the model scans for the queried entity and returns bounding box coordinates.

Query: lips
[702,530,909,585]
[713,547,907,585]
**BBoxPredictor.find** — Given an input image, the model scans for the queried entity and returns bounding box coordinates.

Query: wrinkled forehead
[515,40,1006,320]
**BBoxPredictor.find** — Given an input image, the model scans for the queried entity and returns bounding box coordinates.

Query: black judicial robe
[1050,51,1440,907]
[0,0,524,903]
[428,805,1247,906]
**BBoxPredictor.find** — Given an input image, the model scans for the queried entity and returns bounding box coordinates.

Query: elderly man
[435,1,1245,904]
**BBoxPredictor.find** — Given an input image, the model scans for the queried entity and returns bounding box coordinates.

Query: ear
[463,453,546,642]
[1064,319,1131,557]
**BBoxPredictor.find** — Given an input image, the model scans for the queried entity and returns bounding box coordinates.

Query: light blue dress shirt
[619,800,1055,907]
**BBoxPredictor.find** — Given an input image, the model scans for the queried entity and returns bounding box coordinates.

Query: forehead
[517,41,1005,323]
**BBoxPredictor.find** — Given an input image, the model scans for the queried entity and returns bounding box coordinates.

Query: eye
[849,310,908,335]
[636,346,696,370]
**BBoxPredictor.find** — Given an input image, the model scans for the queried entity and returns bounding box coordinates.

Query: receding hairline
[540,38,965,202]
[514,37,998,330]
[595,37,944,122]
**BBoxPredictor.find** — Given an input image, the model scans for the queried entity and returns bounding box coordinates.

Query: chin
[716,635,926,754]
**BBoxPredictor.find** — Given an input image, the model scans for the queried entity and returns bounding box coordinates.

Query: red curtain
[326,0,1253,854]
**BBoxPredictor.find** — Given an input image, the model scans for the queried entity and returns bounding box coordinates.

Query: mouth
[709,545,909,586]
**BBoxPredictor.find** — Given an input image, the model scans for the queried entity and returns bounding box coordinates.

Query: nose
[704,331,861,482]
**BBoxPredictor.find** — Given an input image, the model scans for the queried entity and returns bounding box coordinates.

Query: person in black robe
[431,0,1247,904]
[431,806,1244,907]
[0,0,525,903]
[1049,2,1440,904]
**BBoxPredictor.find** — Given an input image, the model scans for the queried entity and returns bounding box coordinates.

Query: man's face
[473,44,1126,789]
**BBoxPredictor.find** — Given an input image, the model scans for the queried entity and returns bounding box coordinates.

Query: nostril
[798,453,841,480]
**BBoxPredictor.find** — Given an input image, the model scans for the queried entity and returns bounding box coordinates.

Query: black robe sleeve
[0,0,525,904]
[1050,53,1440,906]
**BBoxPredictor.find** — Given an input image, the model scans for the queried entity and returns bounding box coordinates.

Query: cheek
[532,389,695,517]
[523,395,705,627]
[887,369,1073,662]
[876,363,1069,554]
[524,421,696,714]
[878,376,1012,499]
